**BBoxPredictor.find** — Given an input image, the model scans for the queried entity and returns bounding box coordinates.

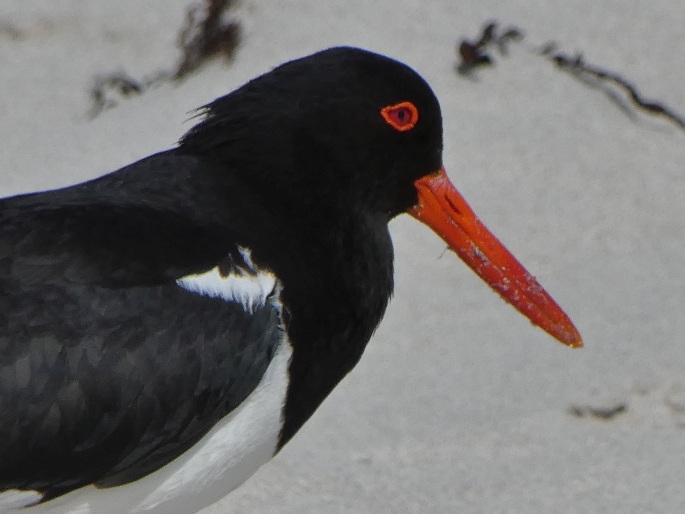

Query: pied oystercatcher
[0,47,581,513]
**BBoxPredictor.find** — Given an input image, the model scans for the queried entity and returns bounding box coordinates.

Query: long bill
[408,167,582,348]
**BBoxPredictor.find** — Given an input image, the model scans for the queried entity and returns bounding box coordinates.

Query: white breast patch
[176,247,277,313]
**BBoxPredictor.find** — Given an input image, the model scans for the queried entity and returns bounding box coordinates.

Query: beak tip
[570,335,584,349]
[558,328,583,349]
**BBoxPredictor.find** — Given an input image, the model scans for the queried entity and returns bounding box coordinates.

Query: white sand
[2,0,684,512]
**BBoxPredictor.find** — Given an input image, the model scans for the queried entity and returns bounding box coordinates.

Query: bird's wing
[0,153,285,501]
[0,159,233,288]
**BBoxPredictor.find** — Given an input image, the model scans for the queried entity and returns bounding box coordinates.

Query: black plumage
[0,47,444,507]
[0,154,284,499]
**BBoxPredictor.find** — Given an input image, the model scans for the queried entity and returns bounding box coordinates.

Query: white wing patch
[176,247,277,313]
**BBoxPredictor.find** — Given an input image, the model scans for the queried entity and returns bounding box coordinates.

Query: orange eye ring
[381,101,419,132]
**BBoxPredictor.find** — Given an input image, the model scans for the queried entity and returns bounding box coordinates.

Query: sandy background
[2,1,684,512]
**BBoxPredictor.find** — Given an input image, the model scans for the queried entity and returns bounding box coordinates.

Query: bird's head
[181,47,443,217]
[180,47,581,348]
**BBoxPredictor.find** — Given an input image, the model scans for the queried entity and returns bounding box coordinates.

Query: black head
[180,47,443,221]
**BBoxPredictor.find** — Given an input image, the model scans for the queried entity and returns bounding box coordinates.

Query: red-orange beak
[409,167,582,348]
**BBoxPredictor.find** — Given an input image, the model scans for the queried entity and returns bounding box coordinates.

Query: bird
[0,47,581,514]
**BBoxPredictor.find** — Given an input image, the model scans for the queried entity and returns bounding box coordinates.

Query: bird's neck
[266,212,394,448]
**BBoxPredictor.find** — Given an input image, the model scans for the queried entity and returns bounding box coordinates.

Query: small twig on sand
[569,402,627,420]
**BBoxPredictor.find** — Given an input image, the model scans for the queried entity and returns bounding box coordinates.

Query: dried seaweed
[551,51,685,130]
[89,0,241,118]
[174,0,241,80]
[456,22,522,74]
[455,21,685,131]
[88,73,144,118]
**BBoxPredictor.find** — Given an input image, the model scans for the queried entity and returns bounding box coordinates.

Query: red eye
[381,101,419,132]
